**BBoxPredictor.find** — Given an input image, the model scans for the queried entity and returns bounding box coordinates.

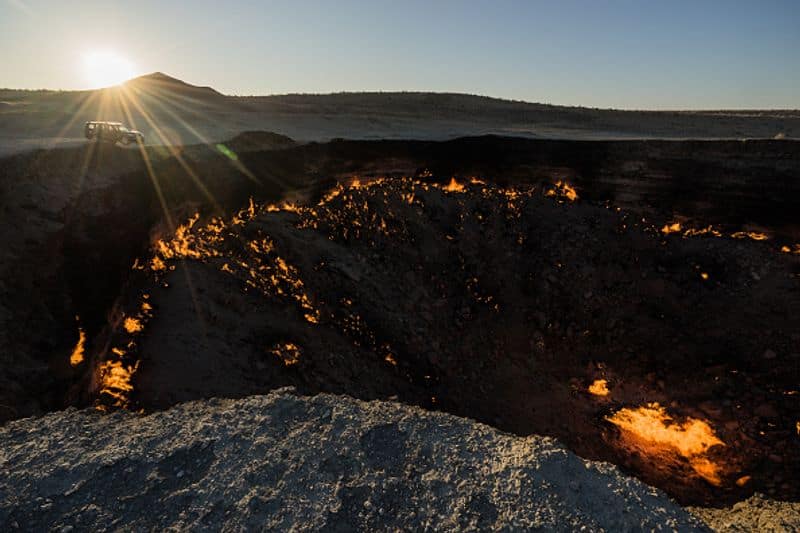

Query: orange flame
[70,327,86,366]
[98,350,140,408]
[661,222,682,235]
[150,256,167,271]
[588,379,610,396]
[123,316,143,334]
[731,231,769,241]
[780,244,800,254]
[271,342,301,366]
[545,180,578,201]
[442,177,466,193]
[607,403,725,485]
[559,181,578,201]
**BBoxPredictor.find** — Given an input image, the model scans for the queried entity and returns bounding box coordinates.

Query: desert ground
[1,72,798,157]
[1,75,799,530]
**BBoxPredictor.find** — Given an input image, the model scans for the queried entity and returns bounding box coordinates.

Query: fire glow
[442,177,466,193]
[588,379,610,396]
[271,342,301,366]
[545,180,578,201]
[123,316,143,334]
[660,222,776,243]
[607,403,726,485]
[70,327,86,366]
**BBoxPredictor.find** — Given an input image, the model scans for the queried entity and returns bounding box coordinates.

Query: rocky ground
[689,494,800,532]
[0,390,712,531]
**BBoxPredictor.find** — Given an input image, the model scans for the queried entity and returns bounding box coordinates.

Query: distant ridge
[0,71,797,154]
[124,71,223,98]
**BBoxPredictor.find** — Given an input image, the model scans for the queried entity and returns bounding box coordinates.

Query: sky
[1,0,798,109]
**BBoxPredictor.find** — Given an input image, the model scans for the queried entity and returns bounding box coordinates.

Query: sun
[82,50,137,89]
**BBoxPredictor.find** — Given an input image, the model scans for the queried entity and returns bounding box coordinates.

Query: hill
[0,72,798,155]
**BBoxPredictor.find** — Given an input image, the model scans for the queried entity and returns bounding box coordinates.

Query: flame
[780,244,800,254]
[607,403,725,485]
[700,272,710,281]
[150,256,166,271]
[157,212,202,260]
[321,185,344,204]
[442,177,466,193]
[123,316,143,334]
[559,181,578,201]
[588,379,610,396]
[232,197,257,224]
[280,202,304,214]
[271,342,301,366]
[97,344,140,409]
[545,180,578,201]
[683,226,722,237]
[731,231,769,241]
[98,358,139,407]
[384,353,398,366]
[666,223,776,243]
[70,327,86,366]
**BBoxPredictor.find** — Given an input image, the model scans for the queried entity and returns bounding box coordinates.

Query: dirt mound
[0,390,709,531]
[88,176,800,505]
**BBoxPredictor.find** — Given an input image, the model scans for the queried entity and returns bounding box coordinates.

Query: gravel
[689,493,800,532]
[0,390,710,531]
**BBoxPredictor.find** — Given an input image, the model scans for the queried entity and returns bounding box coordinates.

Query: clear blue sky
[2,0,798,109]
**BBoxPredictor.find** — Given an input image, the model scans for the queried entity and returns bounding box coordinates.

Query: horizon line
[2,71,799,114]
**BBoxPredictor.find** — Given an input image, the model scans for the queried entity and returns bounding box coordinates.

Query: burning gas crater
[84,173,798,503]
